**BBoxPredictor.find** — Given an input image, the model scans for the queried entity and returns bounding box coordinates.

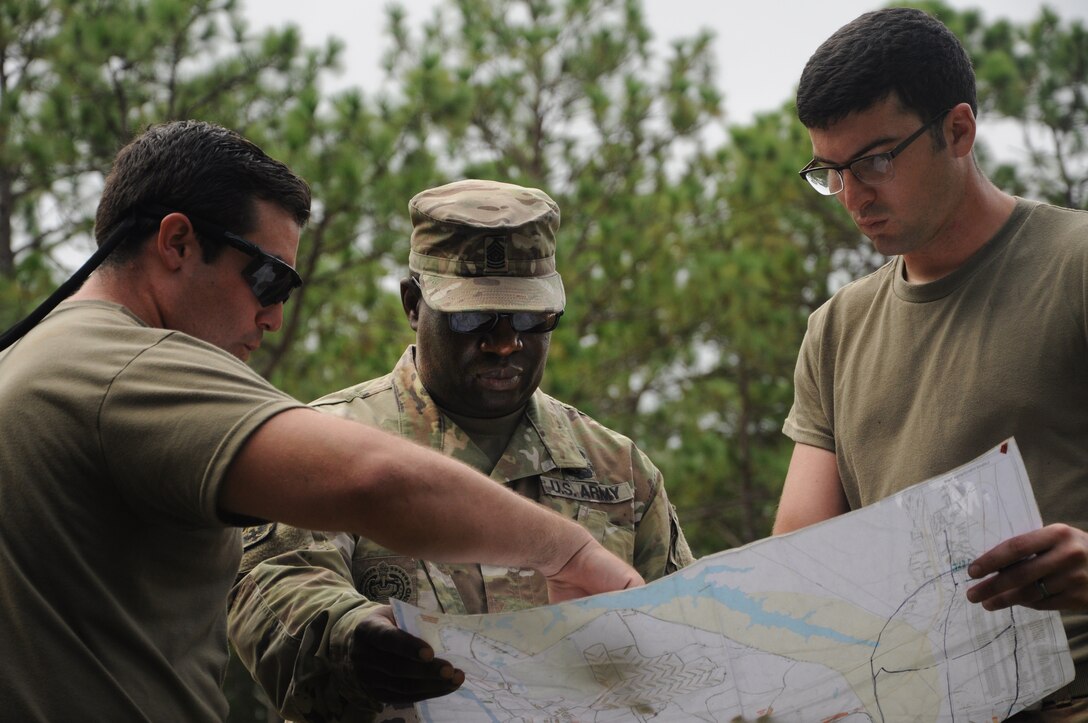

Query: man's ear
[400,277,422,330]
[947,102,976,159]
[154,213,201,271]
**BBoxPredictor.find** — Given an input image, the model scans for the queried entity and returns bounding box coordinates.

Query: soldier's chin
[470,391,528,418]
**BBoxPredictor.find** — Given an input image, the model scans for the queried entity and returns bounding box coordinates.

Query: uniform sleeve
[630,449,696,580]
[782,305,836,452]
[99,334,304,525]
[227,525,384,722]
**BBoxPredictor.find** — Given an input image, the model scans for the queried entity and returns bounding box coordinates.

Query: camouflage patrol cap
[408,179,565,313]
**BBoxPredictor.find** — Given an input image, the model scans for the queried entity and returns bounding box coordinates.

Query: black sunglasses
[147,205,303,306]
[411,277,562,334]
[448,310,563,334]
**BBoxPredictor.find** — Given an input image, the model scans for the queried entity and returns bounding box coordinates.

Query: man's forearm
[221,408,594,575]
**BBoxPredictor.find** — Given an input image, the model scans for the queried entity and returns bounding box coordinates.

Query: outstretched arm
[220,408,645,596]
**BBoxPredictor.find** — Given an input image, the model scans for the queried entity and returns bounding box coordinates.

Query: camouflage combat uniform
[229,346,694,722]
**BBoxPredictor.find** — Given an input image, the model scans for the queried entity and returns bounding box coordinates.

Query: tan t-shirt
[0,300,303,721]
[785,199,1088,693]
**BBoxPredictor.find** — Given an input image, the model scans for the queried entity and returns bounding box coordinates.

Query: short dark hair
[95,120,311,264]
[796,8,976,132]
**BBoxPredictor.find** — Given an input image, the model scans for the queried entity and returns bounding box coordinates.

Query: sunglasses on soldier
[146,205,303,306]
[447,310,563,334]
[411,277,562,334]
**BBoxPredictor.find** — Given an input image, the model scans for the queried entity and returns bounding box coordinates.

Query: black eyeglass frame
[798,109,952,196]
[146,205,303,306]
[410,277,563,334]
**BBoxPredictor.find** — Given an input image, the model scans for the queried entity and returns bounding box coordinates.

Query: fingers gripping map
[394,439,1073,721]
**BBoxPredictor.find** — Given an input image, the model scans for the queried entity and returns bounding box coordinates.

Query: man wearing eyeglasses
[228,179,694,722]
[0,126,646,721]
[774,8,1088,719]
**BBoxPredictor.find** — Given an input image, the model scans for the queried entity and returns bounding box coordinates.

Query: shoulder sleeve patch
[241,522,275,550]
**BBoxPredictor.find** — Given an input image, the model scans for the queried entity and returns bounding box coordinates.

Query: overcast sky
[242,1,1088,159]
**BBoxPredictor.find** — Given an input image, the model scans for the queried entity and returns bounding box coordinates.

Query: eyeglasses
[147,206,303,306]
[798,109,951,196]
[411,277,562,334]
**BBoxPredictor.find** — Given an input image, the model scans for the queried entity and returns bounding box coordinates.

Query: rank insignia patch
[484,235,509,273]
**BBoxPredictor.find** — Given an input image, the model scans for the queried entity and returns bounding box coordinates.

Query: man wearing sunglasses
[228,179,694,722]
[0,124,645,721]
[774,9,1088,719]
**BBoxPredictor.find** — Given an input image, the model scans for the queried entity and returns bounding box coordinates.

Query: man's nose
[838,170,875,215]
[257,302,284,333]
[480,317,522,356]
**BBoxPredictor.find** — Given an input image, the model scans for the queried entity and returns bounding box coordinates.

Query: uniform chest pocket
[540,476,635,561]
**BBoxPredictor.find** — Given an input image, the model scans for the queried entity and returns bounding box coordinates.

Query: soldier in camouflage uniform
[227,179,695,722]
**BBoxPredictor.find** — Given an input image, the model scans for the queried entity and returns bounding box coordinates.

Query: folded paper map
[395,438,1073,722]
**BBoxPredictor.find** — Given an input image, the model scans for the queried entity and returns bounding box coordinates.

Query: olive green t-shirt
[0,300,303,721]
[785,199,1088,694]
